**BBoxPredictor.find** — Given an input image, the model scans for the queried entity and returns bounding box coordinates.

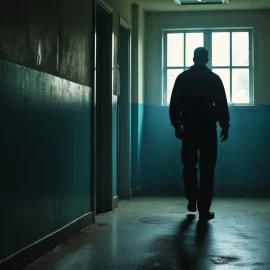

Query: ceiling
[131,0,270,11]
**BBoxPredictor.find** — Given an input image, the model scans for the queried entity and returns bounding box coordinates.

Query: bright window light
[163,29,253,105]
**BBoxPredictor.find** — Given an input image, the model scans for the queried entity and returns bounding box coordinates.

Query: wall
[0,0,93,87]
[99,1,144,196]
[141,9,270,194]
[0,0,133,262]
[0,60,91,261]
[103,0,132,26]
[131,4,145,191]
[0,0,134,261]
[101,0,132,198]
[0,0,94,262]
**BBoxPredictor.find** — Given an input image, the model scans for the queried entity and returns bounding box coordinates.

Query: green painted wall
[0,0,94,262]
[145,9,270,105]
[102,0,132,26]
[101,0,133,197]
[132,4,145,104]
[0,0,134,261]
[0,60,91,261]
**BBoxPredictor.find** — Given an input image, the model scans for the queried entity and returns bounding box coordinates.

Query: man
[169,47,230,222]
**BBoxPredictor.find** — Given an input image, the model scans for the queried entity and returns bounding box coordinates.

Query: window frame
[162,28,254,106]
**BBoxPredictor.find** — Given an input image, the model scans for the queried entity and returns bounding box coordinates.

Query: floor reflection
[175,214,212,270]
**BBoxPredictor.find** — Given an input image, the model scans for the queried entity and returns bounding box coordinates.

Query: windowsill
[163,103,256,106]
[162,104,258,110]
[228,104,257,110]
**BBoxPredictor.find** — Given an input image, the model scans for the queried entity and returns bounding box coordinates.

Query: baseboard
[141,185,270,198]
[0,212,93,270]
[131,187,141,197]
[112,196,119,209]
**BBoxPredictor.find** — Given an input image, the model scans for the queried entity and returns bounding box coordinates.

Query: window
[163,29,253,105]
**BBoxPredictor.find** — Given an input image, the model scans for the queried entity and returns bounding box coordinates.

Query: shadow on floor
[137,214,212,270]
[175,214,212,270]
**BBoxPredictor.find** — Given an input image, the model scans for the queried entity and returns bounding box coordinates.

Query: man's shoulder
[177,69,190,79]
[209,70,221,80]
[177,67,221,82]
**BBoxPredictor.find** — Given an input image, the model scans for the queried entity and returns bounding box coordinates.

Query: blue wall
[0,60,92,261]
[137,104,270,191]
[112,96,118,197]
[131,103,144,190]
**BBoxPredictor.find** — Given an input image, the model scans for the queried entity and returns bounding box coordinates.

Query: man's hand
[220,129,229,142]
[174,125,184,140]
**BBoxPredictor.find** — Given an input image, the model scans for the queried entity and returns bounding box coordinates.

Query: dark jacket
[169,65,230,131]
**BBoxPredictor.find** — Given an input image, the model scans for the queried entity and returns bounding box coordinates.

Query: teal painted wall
[0,60,92,261]
[138,104,270,191]
[135,9,270,194]
[0,0,94,262]
[0,0,134,262]
[131,103,144,189]
[112,96,118,197]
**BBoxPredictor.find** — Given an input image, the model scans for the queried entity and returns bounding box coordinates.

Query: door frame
[117,18,132,200]
[92,0,114,220]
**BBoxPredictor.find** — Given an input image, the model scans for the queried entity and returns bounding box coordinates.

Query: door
[118,23,131,200]
[95,3,113,214]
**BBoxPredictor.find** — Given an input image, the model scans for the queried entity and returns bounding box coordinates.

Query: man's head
[193,47,209,65]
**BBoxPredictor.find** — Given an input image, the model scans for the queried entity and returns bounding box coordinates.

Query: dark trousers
[181,128,217,213]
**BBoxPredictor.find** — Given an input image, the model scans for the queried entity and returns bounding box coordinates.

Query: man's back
[169,65,229,131]
[169,47,230,222]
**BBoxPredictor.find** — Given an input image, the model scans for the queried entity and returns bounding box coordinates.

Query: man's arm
[214,76,230,134]
[169,75,183,128]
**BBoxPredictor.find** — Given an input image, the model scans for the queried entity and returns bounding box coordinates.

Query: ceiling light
[174,0,229,5]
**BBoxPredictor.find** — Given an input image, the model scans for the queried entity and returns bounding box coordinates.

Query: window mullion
[230,31,233,104]
[184,33,186,69]
[205,30,212,69]
[167,66,185,69]
[164,28,252,106]
[249,29,253,104]
[163,33,168,105]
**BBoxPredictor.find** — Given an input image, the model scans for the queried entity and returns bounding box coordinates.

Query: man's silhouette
[169,47,230,222]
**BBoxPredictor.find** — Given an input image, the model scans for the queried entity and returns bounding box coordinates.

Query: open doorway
[95,2,113,214]
[118,22,131,200]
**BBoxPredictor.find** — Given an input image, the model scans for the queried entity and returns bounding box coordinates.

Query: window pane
[232,69,250,103]
[167,69,183,104]
[167,33,184,67]
[212,32,230,66]
[212,68,231,102]
[232,32,249,66]
[185,33,204,67]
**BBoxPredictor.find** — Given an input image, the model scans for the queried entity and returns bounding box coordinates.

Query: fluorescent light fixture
[174,0,229,5]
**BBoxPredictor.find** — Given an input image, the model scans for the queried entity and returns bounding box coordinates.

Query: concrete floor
[24,197,270,270]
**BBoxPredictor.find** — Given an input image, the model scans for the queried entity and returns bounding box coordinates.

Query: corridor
[24,197,270,270]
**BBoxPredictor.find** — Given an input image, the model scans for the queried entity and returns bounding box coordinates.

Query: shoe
[199,211,215,222]
[187,200,197,212]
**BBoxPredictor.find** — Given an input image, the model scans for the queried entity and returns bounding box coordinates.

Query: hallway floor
[24,197,270,270]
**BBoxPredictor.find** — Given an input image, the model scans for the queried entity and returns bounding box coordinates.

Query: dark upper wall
[0,0,93,87]
[0,0,94,262]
